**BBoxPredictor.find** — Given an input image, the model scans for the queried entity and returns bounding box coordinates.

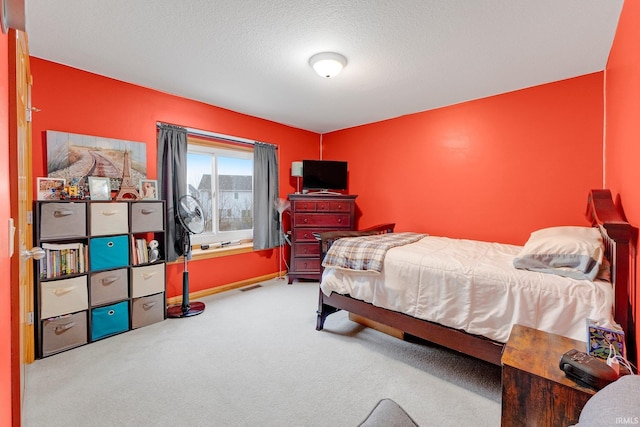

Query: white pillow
[513,226,604,281]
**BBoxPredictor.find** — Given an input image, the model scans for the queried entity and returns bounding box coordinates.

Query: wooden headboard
[586,189,636,365]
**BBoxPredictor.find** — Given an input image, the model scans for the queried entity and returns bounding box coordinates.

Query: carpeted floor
[24,278,501,426]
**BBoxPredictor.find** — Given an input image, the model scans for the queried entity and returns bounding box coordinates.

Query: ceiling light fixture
[309,52,347,78]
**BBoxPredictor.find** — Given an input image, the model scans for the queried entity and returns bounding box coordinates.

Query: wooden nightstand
[501,325,596,426]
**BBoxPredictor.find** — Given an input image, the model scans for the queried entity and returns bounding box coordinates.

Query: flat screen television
[302,160,348,192]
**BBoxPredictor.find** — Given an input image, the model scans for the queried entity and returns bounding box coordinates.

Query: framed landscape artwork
[46,130,147,193]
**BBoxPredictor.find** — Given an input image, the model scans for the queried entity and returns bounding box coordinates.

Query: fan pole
[167,232,205,318]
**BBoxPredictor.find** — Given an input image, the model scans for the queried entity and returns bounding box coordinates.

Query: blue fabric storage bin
[90,235,129,271]
[91,301,129,341]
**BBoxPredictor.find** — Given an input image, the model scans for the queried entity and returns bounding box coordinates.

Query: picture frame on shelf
[88,176,111,200]
[139,179,158,200]
[37,177,66,200]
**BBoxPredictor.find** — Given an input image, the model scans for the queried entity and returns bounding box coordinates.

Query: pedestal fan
[167,195,206,318]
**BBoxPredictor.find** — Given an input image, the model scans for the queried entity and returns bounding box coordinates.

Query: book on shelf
[134,238,149,265]
[40,242,86,279]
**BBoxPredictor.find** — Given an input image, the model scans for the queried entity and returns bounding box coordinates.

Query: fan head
[177,195,205,234]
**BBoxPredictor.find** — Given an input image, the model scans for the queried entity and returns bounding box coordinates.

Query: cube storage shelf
[34,200,167,358]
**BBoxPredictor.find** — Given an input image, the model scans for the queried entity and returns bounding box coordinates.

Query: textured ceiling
[25,0,623,134]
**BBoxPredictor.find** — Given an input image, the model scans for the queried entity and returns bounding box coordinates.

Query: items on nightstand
[559,349,620,390]
[587,318,625,359]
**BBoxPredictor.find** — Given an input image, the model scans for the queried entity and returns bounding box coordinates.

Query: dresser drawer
[131,202,164,233]
[293,213,351,228]
[293,258,321,272]
[40,202,87,239]
[90,202,129,236]
[293,242,320,257]
[131,263,165,298]
[292,200,317,212]
[293,228,324,242]
[131,293,165,329]
[41,312,88,356]
[90,268,128,306]
[316,200,353,212]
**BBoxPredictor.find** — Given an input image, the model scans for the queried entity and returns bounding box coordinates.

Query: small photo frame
[37,177,66,200]
[88,176,112,200]
[139,179,158,200]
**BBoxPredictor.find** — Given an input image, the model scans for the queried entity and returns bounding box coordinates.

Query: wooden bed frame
[315,189,636,367]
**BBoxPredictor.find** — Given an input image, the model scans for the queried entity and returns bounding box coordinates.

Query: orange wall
[29,58,319,298]
[604,0,640,362]
[1,29,13,427]
[323,73,605,245]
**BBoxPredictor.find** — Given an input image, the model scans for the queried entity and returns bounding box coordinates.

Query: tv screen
[302,160,348,191]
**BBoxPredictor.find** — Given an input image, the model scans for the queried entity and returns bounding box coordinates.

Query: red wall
[29,58,319,298]
[323,73,605,245]
[604,0,640,361]
[1,29,13,427]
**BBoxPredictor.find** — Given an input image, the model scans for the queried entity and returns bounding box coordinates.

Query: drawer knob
[303,218,308,223]
[338,218,342,223]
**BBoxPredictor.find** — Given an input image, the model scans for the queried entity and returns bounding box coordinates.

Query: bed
[315,189,636,366]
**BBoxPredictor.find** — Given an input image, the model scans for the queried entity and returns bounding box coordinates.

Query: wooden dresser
[287,194,357,283]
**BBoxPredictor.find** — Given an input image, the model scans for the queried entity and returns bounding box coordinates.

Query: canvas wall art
[46,130,147,192]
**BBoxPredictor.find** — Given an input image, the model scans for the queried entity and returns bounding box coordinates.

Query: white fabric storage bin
[131,263,165,298]
[40,276,88,319]
[90,202,128,236]
[131,202,164,233]
[40,202,87,239]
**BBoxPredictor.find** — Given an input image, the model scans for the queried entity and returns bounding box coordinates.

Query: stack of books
[40,242,87,278]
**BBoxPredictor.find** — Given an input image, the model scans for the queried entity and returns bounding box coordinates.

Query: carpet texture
[24,279,501,426]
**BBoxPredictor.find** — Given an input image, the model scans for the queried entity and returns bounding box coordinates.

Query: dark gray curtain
[253,142,279,250]
[157,124,188,262]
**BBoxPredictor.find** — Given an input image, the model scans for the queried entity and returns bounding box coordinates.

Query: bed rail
[314,223,396,258]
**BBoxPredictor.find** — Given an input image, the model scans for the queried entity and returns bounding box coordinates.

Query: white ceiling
[25,0,624,134]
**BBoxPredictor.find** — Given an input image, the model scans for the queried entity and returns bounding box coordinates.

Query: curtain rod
[156,122,277,149]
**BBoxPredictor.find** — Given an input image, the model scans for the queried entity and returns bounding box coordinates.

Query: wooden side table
[501,325,596,427]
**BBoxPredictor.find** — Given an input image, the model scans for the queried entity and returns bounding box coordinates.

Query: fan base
[167,302,205,318]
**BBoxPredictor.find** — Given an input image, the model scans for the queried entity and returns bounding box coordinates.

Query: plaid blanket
[322,232,426,273]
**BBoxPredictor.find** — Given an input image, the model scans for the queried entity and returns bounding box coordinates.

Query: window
[186,136,253,246]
